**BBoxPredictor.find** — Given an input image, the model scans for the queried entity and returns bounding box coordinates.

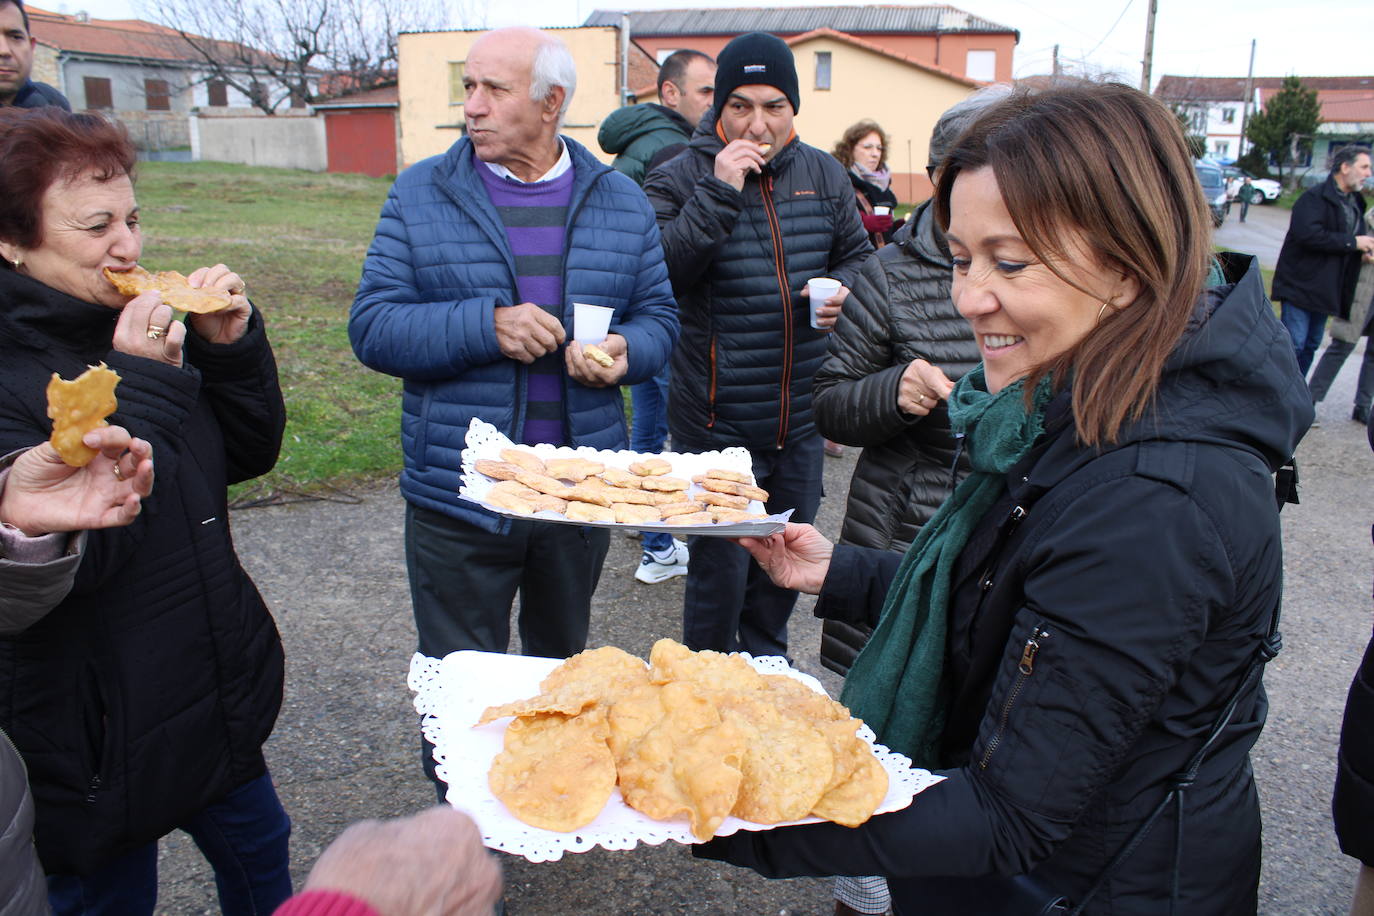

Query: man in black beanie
[643,31,871,658]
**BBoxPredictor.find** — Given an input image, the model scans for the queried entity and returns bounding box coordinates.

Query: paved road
[154,357,1372,914]
[1216,198,1289,269]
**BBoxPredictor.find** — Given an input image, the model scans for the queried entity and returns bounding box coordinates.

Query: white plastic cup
[573,303,614,344]
[806,277,842,329]
[873,205,892,216]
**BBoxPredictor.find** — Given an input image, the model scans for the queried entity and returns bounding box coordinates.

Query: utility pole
[1140,0,1158,93]
[1053,44,1060,77]
[1239,39,1256,157]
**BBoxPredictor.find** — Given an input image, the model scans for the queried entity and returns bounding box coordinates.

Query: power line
[1083,0,1134,59]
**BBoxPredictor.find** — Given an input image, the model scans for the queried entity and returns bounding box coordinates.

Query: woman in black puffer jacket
[814,87,1008,679]
[0,107,288,915]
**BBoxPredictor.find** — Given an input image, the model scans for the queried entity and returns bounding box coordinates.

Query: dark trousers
[1308,337,1374,413]
[679,435,823,657]
[47,772,292,916]
[406,503,609,795]
[405,502,609,659]
[1281,302,1329,375]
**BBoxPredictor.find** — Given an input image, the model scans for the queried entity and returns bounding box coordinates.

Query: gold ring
[112,462,126,481]
[147,324,167,340]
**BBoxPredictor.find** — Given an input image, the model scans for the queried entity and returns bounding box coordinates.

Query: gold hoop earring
[1097,301,1112,323]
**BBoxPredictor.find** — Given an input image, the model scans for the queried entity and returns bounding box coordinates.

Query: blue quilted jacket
[350,136,679,531]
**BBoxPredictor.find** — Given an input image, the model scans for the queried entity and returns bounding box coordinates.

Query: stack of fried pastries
[474,447,769,527]
[478,639,888,839]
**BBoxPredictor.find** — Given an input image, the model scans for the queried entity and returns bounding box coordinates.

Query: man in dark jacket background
[599,48,715,586]
[350,27,678,791]
[0,0,69,110]
[1273,145,1374,377]
[643,31,871,658]
[599,49,715,185]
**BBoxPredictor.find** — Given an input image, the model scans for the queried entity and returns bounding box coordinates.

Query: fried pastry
[103,265,233,314]
[629,457,672,476]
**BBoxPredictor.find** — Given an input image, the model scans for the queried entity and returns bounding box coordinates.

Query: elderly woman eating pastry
[0,107,290,914]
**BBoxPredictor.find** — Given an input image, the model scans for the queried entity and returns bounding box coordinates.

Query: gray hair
[1331,144,1370,175]
[530,36,577,125]
[927,83,1014,173]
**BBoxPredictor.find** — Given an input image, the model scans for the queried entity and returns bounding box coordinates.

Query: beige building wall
[31,45,61,89]
[789,35,975,204]
[398,27,623,170]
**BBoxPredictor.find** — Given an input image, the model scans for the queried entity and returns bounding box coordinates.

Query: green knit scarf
[839,367,1055,767]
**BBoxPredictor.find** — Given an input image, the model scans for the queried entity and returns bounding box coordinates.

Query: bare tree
[137,0,446,114]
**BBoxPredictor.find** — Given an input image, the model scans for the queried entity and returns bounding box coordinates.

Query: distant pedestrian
[1272,146,1374,376]
[1238,176,1253,222]
[599,48,717,585]
[0,0,70,110]
[349,27,677,795]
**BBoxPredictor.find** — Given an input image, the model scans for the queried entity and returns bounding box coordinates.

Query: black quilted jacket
[0,269,286,875]
[643,123,872,449]
[813,202,981,674]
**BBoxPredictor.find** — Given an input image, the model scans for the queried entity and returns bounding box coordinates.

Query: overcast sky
[43,0,1373,90]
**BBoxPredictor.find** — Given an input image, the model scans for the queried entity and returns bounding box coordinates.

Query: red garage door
[324,108,397,178]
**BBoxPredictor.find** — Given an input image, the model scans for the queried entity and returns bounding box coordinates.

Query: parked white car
[1224,168,1281,204]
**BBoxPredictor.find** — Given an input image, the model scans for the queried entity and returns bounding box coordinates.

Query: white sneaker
[634,538,690,584]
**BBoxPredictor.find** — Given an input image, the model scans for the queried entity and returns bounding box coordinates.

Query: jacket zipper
[979,625,1050,769]
[708,335,718,428]
[759,173,793,449]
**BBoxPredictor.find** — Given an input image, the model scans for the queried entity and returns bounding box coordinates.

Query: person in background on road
[349,27,678,793]
[598,48,716,585]
[811,86,1008,916]
[1272,145,1374,377]
[820,118,903,460]
[1334,411,1374,916]
[0,106,290,914]
[1307,258,1374,425]
[698,80,1311,915]
[0,0,70,110]
[833,119,901,249]
[643,31,871,658]
[1237,175,1254,223]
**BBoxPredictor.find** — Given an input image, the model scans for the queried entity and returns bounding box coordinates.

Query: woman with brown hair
[698,81,1312,913]
[833,119,900,248]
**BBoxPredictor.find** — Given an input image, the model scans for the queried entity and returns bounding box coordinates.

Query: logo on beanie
[743,64,767,73]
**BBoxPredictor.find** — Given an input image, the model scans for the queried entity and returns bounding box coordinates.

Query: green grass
[134,161,398,498]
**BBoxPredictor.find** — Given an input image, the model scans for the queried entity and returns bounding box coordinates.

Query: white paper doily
[456,418,792,538]
[408,650,945,863]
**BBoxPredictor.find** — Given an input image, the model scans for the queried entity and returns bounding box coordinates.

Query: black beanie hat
[713,32,800,119]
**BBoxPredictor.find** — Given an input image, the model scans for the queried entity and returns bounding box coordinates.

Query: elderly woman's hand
[186,264,251,345]
[0,427,153,537]
[897,358,955,416]
[733,523,834,595]
[112,291,185,368]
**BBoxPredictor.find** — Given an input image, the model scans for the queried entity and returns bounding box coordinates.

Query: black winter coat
[0,269,286,875]
[698,255,1313,915]
[1331,409,1374,866]
[1272,174,1367,319]
[643,123,872,450]
[813,204,980,674]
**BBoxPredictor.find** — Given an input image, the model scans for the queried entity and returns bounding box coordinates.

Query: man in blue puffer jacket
[349,27,678,757]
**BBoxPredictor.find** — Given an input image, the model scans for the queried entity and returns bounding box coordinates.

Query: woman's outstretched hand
[733,523,834,595]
